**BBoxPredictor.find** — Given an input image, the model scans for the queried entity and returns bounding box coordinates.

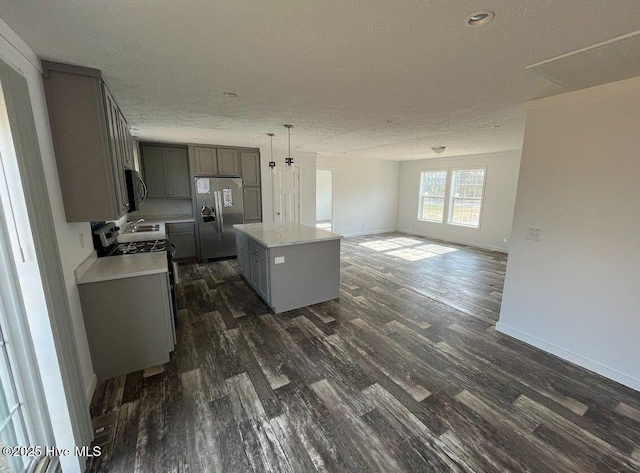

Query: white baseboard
[85,373,97,404]
[496,322,640,392]
[398,228,509,253]
[341,228,398,238]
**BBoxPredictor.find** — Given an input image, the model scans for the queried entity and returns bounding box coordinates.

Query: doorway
[316,169,333,231]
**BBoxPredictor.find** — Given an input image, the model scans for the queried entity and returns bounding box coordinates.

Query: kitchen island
[234,222,342,313]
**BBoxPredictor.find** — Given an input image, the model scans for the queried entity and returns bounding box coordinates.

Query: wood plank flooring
[87,232,640,472]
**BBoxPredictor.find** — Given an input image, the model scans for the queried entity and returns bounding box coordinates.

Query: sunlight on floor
[316,221,332,231]
[358,237,458,261]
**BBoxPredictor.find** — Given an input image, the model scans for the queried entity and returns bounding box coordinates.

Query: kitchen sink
[130,224,160,233]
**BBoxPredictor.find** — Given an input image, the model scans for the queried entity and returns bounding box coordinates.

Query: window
[417,168,486,229]
[449,169,485,227]
[418,171,447,222]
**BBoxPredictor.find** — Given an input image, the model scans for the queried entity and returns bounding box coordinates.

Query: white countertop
[234,222,342,248]
[76,252,168,285]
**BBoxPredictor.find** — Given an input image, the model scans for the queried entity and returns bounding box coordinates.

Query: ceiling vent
[526,30,640,89]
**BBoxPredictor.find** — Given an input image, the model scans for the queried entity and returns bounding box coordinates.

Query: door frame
[316,167,335,231]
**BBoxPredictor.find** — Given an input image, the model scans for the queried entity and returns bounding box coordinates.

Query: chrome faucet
[127,218,145,230]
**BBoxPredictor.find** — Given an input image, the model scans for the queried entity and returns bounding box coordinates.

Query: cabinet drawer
[166,222,195,234]
[249,239,268,261]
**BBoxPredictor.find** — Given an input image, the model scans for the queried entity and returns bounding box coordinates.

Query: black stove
[112,239,168,256]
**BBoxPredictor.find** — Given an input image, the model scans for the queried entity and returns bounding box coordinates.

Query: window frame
[447,167,487,229]
[417,169,450,223]
[416,166,487,230]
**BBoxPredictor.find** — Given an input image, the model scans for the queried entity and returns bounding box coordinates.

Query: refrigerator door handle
[214,190,224,233]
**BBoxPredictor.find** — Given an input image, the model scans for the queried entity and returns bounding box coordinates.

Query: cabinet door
[250,256,260,290]
[142,146,168,197]
[243,187,262,222]
[118,110,134,170]
[240,152,261,186]
[258,258,270,300]
[103,88,129,215]
[194,147,217,175]
[217,149,240,175]
[165,147,190,197]
[169,232,196,260]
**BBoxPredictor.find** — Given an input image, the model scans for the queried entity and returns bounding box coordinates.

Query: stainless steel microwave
[125,169,147,211]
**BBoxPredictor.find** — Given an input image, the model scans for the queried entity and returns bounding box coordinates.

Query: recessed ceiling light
[466,11,494,27]
[491,124,502,128]
[384,119,396,124]
[432,146,446,154]
[223,92,239,97]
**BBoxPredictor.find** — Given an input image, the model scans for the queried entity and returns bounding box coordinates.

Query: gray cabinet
[236,232,250,277]
[234,226,341,314]
[194,147,217,175]
[243,187,262,222]
[78,272,174,381]
[217,148,240,175]
[141,145,190,198]
[166,222,196,260]
[42,61,133,222]
[240,151,261,186]
[249,240,270,301]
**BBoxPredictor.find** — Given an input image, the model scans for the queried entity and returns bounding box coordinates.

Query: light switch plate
[274,256,285,264]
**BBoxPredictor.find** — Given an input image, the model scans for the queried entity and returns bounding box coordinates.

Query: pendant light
[284,124,294,166]
[267,133,276,172]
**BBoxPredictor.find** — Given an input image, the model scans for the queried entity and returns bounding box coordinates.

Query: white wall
[316,156,399,237]
[397,151,521,252]
[498,76,640,391]
[316,169,332,222]
[0,18,92,472]
[260,149,317,226]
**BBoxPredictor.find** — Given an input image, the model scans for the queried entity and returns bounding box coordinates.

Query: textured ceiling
[2,1,640,160]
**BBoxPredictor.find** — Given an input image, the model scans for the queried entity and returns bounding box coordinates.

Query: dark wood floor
[88,232,640,472]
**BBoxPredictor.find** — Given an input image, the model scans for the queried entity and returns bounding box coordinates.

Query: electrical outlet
[526,227,543,242]
[79,232,85,248]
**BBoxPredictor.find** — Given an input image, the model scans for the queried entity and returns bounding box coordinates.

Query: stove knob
[113,226,120,231]
[105,232,113,238]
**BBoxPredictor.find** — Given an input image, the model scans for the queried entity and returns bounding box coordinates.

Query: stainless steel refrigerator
[195,176,244,260]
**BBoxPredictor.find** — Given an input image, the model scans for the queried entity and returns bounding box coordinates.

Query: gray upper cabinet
[194,147,217,175]
[42,61,132,222]
[217,148,240,175]
[240,151,261,187]
[243,187,262,222]
[141,145,190,198]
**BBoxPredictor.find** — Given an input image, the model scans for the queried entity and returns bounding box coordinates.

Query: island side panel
[269,239,340,313]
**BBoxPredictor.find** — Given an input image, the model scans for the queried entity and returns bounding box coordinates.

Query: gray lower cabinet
[42,61,134,222]
[78,273,175,381]
[141,145,190,198]
[235,230,340,313]
[166,222,196,260]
